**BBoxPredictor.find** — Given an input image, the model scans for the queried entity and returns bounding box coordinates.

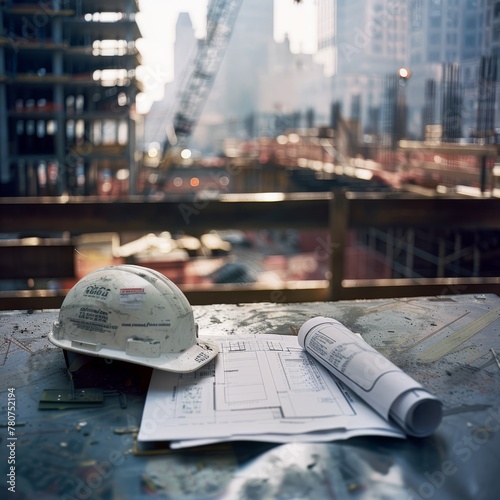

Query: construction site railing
[1,192,500,310]
[329,192,500,300]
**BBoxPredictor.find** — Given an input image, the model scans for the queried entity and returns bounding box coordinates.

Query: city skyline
[136,0,317,108]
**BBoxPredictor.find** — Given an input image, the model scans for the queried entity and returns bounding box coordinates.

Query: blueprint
[138,334,404,446]
[298,317,443,437]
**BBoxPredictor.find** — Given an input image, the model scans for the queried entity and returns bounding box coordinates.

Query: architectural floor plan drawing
[138,334,404,446]
[215,339,354,418]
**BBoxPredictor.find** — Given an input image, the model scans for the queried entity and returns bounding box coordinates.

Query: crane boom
[163,0,243,157]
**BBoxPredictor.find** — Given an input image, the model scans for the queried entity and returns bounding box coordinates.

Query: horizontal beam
[337,277,500,301]
[398,140,498,157]
[182,280,330,305]
[0,193,331,234]
[0,290,67,311]
[344,193,500,229]
[2,276,498,311]
[0,281,331,311]
[3,193,500,234]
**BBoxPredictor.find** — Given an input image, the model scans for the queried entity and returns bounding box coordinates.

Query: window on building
[430,0,441,18]
[428,51,440,62]
[411,53,422,64]
[495,1,500,17]
[465,17,477,30]
[447,11,458,27]
[446,51,458,62]
[431,33,441,45]
[493,24,500,41]
[464,34,476,47]
[430,16,441,28]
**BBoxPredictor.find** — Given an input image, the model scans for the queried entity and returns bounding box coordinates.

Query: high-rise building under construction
[0,0,143,196]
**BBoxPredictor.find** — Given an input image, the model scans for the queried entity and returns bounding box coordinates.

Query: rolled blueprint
[298,317,442,437]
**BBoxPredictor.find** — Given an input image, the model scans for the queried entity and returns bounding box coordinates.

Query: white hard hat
[49,265,218,373]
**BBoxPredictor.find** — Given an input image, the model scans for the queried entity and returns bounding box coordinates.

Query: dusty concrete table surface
[1,294,500,499]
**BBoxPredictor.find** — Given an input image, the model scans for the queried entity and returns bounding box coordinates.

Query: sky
[136,0,317,109]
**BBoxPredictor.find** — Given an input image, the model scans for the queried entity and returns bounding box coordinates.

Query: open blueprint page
[138,334,404,445]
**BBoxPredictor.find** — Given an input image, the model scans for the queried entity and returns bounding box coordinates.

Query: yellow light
[190,177,200,187]
[181,149,192,160]
[116,169,129,181]
[399,67,411,79]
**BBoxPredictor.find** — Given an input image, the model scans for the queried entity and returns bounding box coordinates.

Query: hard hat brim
[48,331,219,373]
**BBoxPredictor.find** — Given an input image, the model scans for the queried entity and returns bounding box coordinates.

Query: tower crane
[160,0,303,164]
[161,0,243,161]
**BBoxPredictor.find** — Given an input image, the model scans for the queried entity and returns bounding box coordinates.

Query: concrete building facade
[0,0,143,196]
[315,0,498,142]
[407,0,492,140]
[315,0,408,137]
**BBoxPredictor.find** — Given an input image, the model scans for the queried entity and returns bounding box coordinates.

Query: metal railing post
[329,190,349,301]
